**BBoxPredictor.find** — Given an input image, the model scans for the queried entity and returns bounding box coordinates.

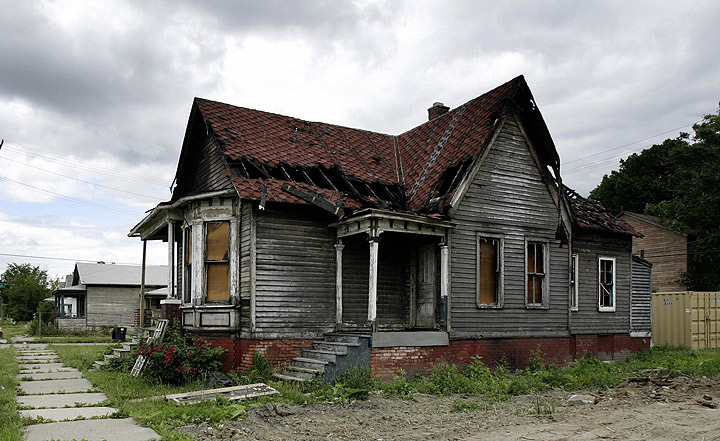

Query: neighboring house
[130,75,648,378]
[53,263,167,331]
[619,212,689,292]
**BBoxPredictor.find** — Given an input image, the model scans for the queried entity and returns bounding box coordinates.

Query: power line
[0,252,141,266]
[0,156,161,200]
[0,175,142,216]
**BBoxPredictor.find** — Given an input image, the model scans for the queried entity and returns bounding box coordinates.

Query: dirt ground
[181,375,720,441]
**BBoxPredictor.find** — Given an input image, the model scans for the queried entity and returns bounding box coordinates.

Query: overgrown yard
[48,344,720,440]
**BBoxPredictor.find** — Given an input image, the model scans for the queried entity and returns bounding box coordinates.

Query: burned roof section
[172,75,562,219]
[566,188,641,237]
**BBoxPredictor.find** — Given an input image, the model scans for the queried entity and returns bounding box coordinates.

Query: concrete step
[312,341,357,354]
[324,333,370,345]
[302,349,339,363]
[273,372,309,382]
[292,357,331,370]
[113,348,131,359]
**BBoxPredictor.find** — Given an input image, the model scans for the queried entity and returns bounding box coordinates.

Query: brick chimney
[428,102,450,121]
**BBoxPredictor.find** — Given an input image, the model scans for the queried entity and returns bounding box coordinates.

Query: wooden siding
[239,200,253,333]
[449,115,569,338]
[189,137,233,194]
[341,234,369,327]
[631,256,652,334]
[253,205,336,337]
[86,285,161,328]
[571,231,632,334]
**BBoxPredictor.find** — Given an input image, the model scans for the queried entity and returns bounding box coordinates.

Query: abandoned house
[53,262,168,331]
[130,75,650,380]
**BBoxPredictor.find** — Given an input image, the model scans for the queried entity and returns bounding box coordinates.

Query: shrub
[137,325,226,385]
[248,351,273,383]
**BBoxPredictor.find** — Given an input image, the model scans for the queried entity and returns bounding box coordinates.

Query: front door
[416,244,437,328]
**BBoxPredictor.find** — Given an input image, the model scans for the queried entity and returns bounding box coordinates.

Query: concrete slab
[19,363,73,372]
[17,392,108,408]
[17,355,61,361]
[20,406,118,421]
[24,418,160,441]
[19,378,94,394]
[18,370,83,380]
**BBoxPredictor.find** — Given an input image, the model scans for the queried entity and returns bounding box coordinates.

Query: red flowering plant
[137,323,226,385]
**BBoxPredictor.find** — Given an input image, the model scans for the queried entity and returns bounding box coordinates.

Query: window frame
[204,220,230,303]
[598,257,616,312]
[476,234,504,308]
[570,254,579,311]
[525,239,549,308]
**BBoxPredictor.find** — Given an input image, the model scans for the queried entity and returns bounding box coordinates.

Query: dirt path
[181,376,720,441]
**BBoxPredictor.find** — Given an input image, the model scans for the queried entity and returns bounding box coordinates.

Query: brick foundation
[238,339,314,373]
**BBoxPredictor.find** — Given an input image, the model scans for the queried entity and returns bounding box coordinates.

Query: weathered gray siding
[631,256,652,334]
[86,285,161,328]
[189,137,233,194]
[253,205,336,337]
[449,115,569,338]
[239,200,252,333]
[571,231,632,334]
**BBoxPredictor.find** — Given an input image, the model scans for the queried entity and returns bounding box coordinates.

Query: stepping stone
[24,417,160,441]
[18,370,82,380]
[17,350,56,355]
[19,363,72,372]
[17,392,108,408]
[21,406,118,421]
[17,355,60,361]
[19,378,94,395]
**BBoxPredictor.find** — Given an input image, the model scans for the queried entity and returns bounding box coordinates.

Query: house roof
[74,263,168,287]
[172,75,561,218]
[566,189,641,237]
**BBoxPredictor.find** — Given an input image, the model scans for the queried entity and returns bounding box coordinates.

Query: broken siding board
[165,383,278,404]
[571,232,632,334]
[253,206,336,335]
[449,116,569,338]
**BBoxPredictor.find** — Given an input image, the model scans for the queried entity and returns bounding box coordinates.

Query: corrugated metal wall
[652,292,720,348]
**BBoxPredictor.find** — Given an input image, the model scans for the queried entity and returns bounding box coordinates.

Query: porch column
[440,243,449,298]
[335,242,344,329]
[167,221,176,298]
[368,236,380,324]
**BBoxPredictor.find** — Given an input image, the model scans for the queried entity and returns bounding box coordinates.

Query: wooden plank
[165,383,278,404]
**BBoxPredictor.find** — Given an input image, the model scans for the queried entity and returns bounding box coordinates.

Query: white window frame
[476,234,504,308]
[570,254,579,311]
[598,257,616,312]
[525,238,549,308]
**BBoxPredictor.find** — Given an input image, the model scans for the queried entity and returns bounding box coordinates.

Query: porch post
[167,221,175,298]
[368,236,380,324]
[335,242,344,330]
[440,243,449,298]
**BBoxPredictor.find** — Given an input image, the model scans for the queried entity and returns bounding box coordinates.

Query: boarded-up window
[598,257,615,312]
[477,236,501,306]
[205,221,229,302]
[526,242,546,306]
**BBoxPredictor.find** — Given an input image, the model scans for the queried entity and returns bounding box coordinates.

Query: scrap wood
[164,383,278,404]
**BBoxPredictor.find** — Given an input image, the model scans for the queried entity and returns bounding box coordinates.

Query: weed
[248,351,273,383]
[450,398,480,413]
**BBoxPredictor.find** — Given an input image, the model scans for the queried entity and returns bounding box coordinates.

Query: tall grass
[0,347,23,441]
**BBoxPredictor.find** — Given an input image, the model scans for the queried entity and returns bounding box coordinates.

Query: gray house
[130,76,649,378]
[54,263,167,331]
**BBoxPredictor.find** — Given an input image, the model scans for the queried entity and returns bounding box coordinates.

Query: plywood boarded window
[526,241,547,306]
[205,221,229,302]
[598,257,616,312]
[477,236,502,307]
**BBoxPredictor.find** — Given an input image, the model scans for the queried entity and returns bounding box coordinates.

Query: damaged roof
[566,188,641,237]
[173,75,560,219]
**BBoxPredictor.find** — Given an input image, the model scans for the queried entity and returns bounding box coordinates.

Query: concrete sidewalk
[15,343,160,441]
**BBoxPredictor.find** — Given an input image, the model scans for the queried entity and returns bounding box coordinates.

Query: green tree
[590,111,720,290]
[0,263,55,321]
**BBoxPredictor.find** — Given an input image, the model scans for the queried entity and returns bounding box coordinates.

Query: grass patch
[0,319,28,340]
[0,347,23,441]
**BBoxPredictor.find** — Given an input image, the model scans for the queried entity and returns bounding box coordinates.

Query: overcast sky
[1,0,719,280]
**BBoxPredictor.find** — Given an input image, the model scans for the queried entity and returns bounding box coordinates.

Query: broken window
[183,226,192,303]
[526,241,547,307]
[598,257,615,312]
[477,236,502,307]
[570,254,579,311]
[205,221,229,302]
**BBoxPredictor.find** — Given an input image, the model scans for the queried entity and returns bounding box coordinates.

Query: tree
[590,110,720,290]
[0,263,56,321]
